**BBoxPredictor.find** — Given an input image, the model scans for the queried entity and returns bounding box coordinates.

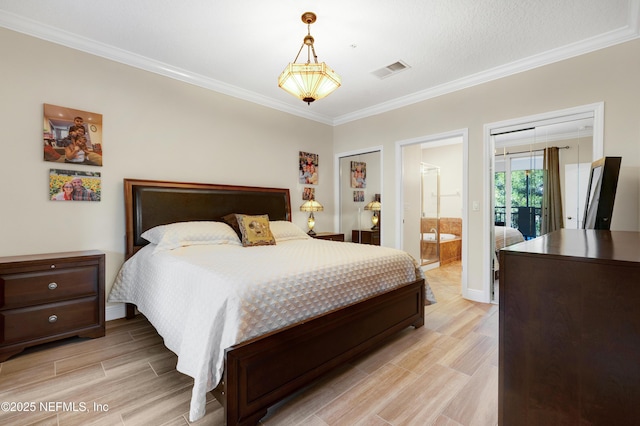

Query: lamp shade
[278,62,341,104]
[364,201,381,211]
[300,199,324,212]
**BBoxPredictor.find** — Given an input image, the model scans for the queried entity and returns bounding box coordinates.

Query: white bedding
[108,238,433,421]
[494,226,526,271]
[495,225,525,251]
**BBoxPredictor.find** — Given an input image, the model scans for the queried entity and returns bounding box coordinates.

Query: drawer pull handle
[48,282,58,290]
[48,315,58,323]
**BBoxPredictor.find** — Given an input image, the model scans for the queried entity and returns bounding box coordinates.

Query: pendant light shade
[278,12,341,104]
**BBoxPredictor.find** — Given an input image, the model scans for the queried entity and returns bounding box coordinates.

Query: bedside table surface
[0,250,104,265]
[312,232,345,241]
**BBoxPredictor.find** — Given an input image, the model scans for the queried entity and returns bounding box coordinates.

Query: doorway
[494,151,546,240]
[485,103,604,303]
[396,129,468,293]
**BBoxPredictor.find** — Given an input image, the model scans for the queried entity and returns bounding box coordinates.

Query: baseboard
[421,262,441,271]
[106,303,126,321]
[463,287,488,303]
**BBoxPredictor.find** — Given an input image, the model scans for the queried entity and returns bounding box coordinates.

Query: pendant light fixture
[278,12,341,105]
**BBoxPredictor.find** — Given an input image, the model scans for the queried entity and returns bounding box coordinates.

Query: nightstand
[352,229,380,245]
[0,250,105,362]
[312,232,345,242]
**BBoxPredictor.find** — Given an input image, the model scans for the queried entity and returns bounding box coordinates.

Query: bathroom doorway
[397,129,467,293]
[420,163,440,266]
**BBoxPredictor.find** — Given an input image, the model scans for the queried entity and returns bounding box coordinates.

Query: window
[495,153,543,239]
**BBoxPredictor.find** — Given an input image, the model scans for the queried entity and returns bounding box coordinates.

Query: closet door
[338,151,381,243]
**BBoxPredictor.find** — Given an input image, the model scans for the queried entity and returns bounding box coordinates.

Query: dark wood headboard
[124,179,291,258]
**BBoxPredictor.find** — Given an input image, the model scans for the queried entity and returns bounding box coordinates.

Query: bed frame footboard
[213,278,425,426]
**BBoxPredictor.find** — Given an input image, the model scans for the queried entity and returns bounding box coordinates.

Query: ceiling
[1,1,638,125]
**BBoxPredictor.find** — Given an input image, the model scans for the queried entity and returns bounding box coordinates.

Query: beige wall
[2,28,638,311]
[334,39,640,293]
[0,28,334,318]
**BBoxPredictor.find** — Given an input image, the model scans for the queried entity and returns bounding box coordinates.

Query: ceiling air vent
[372,61,410,79]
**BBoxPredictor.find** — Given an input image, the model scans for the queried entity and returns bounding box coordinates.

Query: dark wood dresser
[351,229,380,245]
[499,229,640,425]
[0,250,105,362]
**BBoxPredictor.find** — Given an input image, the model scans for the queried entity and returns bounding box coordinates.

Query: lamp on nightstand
[300,199,324,235]
[364,200,381,230]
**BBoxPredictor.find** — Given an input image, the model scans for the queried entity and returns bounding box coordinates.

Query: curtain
[541,147,563,234]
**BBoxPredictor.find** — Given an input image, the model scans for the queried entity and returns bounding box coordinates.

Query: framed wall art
[43,104,103,166]
[302,187,315,200]
[49,169,101,201]
[299,151,318,185]
[350,161,366,188]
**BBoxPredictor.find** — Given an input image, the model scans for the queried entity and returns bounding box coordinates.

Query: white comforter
[495,225,525,251]
[108,238,433,421]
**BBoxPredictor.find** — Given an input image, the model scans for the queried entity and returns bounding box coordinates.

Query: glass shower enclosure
[421,163,440,266]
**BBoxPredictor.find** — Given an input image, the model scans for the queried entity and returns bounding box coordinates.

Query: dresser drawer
[1,297,98,344]
[0,251,105,362]
[0,266,97,309]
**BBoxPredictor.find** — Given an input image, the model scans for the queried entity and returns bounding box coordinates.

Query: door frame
[483,102,604,302]
[395,128,469,297]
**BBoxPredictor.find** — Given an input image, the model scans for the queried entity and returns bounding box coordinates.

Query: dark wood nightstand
[0,250,105,362]
[352,229,380,245]
[312,232,345,242]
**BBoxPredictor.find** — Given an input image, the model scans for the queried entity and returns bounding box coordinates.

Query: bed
[494,225,525,251]
[108,178,433,425]
[493,226,525,275]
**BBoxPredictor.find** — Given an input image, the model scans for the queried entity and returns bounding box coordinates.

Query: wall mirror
[486,103,604,303]
[336,149,382,244]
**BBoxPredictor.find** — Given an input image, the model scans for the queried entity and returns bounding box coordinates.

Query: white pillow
[141,221,241,252]
[269,220,311,242]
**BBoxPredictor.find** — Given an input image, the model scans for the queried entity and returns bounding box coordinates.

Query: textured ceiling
[1,0,638,125]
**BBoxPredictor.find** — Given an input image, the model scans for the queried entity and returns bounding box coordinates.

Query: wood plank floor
[0,261,498,425]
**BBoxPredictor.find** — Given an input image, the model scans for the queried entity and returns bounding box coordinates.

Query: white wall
[334,39,640,294]
[0,28,333,318]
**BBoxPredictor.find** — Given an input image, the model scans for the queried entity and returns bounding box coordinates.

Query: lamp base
[370,214,380,231]
[307,229,317,236]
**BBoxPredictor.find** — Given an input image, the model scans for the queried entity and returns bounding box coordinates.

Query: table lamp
[300,199,324,235]
[364,200,381,230]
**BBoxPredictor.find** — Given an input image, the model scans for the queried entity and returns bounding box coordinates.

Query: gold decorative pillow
[235,214,276,247]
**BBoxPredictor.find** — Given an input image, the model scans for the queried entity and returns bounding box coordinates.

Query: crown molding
[333,9,640,126]
[2,4,638,128]
[0,10,335,125]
